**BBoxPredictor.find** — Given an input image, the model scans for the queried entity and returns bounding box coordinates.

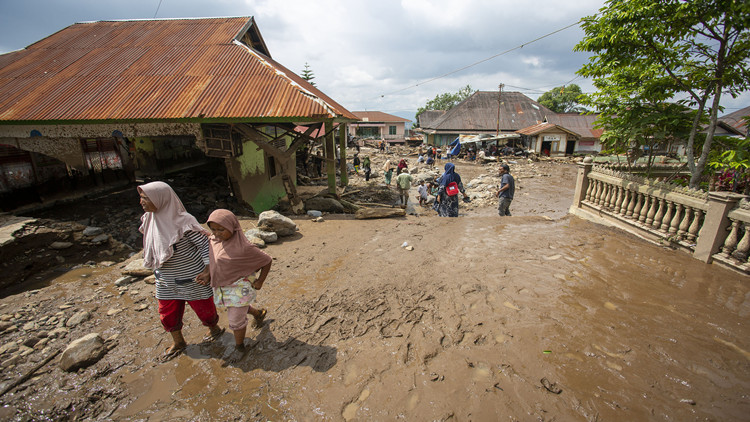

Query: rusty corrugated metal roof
[352,111,411,123]
[0,17,356,123]
[546,113,604,138]
[515,121,580,139]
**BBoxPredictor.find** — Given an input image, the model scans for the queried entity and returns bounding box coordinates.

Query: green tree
[301,62,316,87]
[537,84,584,113]
[575,0,750,188]
[415,85,476,125]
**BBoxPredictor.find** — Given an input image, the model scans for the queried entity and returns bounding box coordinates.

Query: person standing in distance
[497,164,515,216]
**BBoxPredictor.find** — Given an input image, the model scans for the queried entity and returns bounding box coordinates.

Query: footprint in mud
[503,301,520,311]
[341,387,371,421]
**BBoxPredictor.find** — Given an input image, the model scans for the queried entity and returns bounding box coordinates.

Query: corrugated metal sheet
[547,113,604,138]
[352,111,411,123]
[0,17,356,123]
[719,106,749,134]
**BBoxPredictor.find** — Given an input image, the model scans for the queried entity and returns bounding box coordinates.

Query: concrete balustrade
[570,158,749,275]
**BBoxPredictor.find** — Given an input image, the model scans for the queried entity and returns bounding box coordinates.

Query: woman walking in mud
[138,181,224,361]
[435,163,469,217]
[200,209,272,355]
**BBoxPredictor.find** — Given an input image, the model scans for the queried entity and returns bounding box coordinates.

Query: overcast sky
[0,0,747,122]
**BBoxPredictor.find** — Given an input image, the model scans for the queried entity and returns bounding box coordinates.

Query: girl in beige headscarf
[138,181,224,361]
[201,209,272,353]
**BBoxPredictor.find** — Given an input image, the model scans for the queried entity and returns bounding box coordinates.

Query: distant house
[543,113,604,155]
[416,91,555,147]
[718,106,749,137]
[516,122,584,157]
[349,111,411,143]
[0,17,356,211]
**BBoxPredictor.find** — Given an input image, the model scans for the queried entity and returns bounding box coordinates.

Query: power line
[153,0,163,18]
[377,18,585,99]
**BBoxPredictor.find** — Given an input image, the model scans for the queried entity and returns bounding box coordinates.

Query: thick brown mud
[0,159,748,421]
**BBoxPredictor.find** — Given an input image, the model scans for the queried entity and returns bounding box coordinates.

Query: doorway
[566,140,576,155]
[541,141,552,156]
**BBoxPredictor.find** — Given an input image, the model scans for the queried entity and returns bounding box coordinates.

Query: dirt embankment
[1,155,748,421]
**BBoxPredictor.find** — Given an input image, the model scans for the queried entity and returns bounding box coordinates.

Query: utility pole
[496,84,504,137]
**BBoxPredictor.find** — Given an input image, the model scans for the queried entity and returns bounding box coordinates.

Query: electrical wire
[153,0,163,18]
[377,18,585,99]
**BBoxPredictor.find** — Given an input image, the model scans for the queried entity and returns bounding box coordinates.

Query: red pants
[158,298,219,332]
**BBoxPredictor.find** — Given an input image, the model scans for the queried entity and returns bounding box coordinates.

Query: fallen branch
[0,349,61,398]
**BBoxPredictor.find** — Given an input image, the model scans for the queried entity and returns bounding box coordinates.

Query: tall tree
[575,0,750,188]
[415,85,476,125]
[301,62,316,87]
[537,84,584,113]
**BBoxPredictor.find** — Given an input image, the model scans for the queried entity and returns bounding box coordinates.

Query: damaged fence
[570,158,750,275]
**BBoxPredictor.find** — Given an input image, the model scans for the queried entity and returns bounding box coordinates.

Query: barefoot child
[201,209,272,352]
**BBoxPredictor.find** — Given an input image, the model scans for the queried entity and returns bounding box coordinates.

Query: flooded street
[0,160,748,421]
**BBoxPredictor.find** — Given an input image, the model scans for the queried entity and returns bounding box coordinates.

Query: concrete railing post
[693,192,747,263]
[570,156,593,213]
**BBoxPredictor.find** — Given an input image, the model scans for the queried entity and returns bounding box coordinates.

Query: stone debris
[59,333,108,372]
[304,197,344,213]
[82,226,104,237]
[114,276,136,287]
[257,210,298,237]
[65,311,91,328]
[121,259,152,277]
[245,228,278,244]
[245,234,266,248]
[50,241,73,250]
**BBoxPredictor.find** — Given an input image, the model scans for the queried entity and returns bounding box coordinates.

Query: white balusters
[677,206,692,238]
[668,203,682,234]
[721,220,742,257]
[687,209,703,242]
[732,222,750,262]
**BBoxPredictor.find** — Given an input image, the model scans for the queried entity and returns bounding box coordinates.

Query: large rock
[304,197,344,213]
[245,228,278,243]
[257,211,298,237]
[59,333,108,372]
[121,259,152,277]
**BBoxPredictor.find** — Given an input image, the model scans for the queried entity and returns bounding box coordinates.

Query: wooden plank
[355,207,406,219]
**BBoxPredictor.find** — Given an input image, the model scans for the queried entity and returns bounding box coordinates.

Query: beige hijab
[138,181,205,269]
[206,209,272,287]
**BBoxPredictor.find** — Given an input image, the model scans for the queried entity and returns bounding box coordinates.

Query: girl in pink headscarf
[201,209,272,353]
[138,181,224,361]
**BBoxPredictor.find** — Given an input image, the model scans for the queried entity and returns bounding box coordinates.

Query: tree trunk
[689,20,728,189]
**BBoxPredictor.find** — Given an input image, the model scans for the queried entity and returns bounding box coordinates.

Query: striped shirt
[154,230,213,301]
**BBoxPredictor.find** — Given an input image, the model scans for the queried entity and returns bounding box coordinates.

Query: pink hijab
[206,209,272,287]
[138,181,205,269]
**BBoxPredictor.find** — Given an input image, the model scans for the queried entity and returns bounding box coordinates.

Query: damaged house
[0,17,356,212]
[416,91,603,156]
[416,91,555,147]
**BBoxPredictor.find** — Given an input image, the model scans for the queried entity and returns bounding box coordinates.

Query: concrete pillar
[339,123,348,187]
[693,192,747,263]
[325,120,336,195]
[570,156,593,213]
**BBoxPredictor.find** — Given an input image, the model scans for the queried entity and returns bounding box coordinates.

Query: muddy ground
[0,153,748,421]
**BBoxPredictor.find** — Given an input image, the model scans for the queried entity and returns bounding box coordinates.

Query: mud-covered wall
[2,137,86,170]
[225,135,295,213]
[0,123,202,139]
